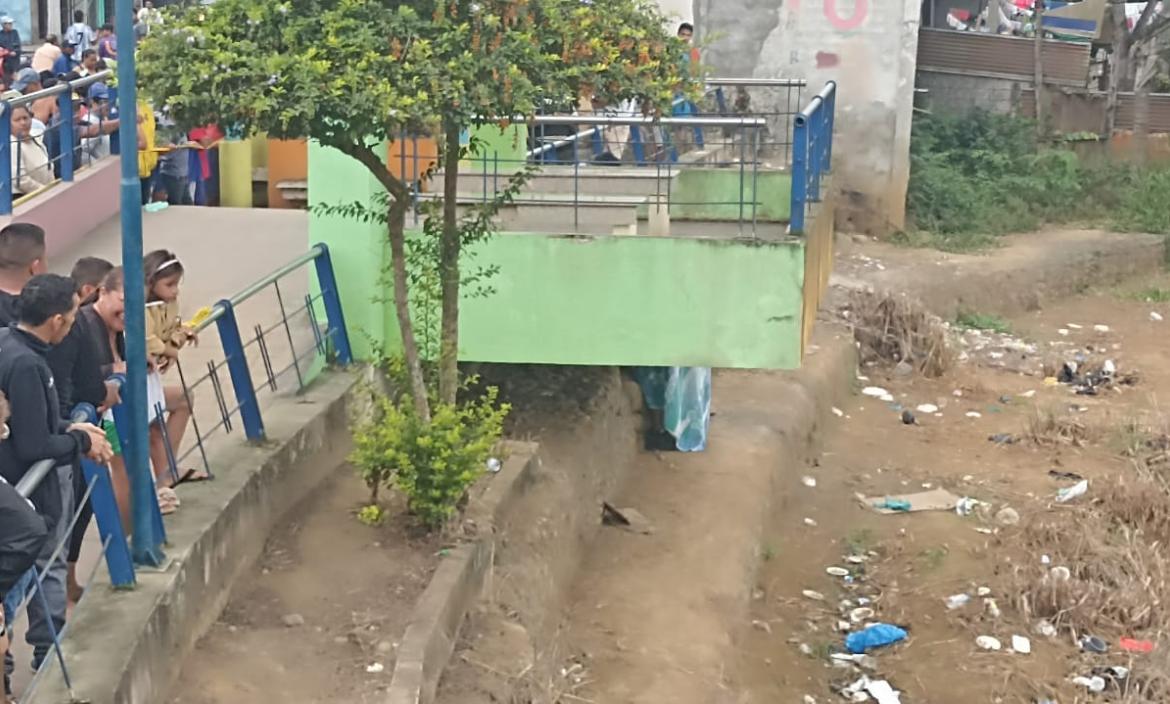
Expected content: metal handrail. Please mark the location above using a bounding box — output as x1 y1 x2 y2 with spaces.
13 405 92 498
531 114 767 128
706 78 807 88
194 244 326 333
527 126 602 160
3 69 113 111
13 459 55 499
796 81 838 123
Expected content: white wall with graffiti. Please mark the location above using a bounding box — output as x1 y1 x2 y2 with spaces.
697 0 921 233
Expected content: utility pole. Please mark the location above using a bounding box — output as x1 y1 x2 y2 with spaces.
1033 0 1045 131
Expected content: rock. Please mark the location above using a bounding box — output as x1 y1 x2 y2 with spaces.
893 361 913 377
281 613 305 628
1151 311 1164 322
995 507 1020 526
752 619 773 634
901 410 916 425
376 640 397 654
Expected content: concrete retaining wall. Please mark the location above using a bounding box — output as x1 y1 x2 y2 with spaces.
26 370 364 704
0 159 120 260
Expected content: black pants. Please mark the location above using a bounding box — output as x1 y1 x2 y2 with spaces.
67 465 91 565
160 174 190 205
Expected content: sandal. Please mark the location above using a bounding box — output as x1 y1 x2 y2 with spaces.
173 468 211 486
157 487 180 512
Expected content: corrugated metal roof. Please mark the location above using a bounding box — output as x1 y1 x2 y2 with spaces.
917 28 1091 86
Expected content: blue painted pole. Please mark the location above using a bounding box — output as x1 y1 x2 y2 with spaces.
824 82 836 171
57 91 74 182
115 0 166 567
312 244 353 365
108 85 121 155
215 300 266 441
790 115 809 236
0 105 11 215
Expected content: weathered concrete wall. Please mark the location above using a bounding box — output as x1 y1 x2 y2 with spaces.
696 0 921 234
917 71 1021 117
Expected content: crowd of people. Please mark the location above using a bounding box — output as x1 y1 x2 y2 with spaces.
0 223 204 702
1 5 223 206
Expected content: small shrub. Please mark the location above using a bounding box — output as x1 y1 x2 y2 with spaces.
955 312 1011 334
357 504 387 526
349 386 509 530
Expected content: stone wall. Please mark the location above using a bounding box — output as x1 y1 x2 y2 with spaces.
916 71 1022 116
696 0 921 234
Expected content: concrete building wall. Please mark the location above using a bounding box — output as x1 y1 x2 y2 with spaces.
695 0 921 234
916 71 1021 117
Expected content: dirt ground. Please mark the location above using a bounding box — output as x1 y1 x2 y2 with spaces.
736 272 1170 702
169 467 442 704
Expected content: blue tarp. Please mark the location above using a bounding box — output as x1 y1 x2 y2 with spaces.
635 367 711 452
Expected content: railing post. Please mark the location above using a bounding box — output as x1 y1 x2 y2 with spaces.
108 85 120 155
790 115 809 235
215 300 266 440
312 243 354 365
81 459 136 588
591 128 604 159
110 392 169 551
58 90 75 182
630 125 645 165
809 116 821 203
0 102 11 215
824 82 836 171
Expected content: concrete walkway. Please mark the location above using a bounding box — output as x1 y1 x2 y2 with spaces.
10 206 313 699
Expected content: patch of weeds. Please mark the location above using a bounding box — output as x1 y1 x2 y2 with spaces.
761 543 776 562
845 528 875 556
356 504 386 526
918 545 949 571
955 312 1011 334
1126 286 1170 303
808 641 835 660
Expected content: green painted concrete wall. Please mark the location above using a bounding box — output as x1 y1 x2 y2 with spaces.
309 141 808 369
461 124 527 172
652 168 792 222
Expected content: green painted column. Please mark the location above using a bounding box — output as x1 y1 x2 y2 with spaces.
308 140 391 360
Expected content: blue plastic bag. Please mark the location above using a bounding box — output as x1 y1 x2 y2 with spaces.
845 623 908 653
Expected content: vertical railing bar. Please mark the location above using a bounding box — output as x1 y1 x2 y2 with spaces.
174 357 212 477
254 323 279 391
305 293 325 356
273 279 304 388
207 360 233 434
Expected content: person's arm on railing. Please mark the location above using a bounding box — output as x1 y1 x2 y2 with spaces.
5 358 94 466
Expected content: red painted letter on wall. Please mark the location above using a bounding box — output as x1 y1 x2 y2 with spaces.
823 0 868 30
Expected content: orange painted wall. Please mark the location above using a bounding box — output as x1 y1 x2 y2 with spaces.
388 136 438 191
266 138 309 209
267 136 438 208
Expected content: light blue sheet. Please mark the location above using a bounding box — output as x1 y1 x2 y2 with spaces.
635 367 711 452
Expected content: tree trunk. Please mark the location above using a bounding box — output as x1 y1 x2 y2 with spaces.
345 143 433 422
1105 4 1130 134
1033 0 1045 131
437 123 462 406
387 196 433 421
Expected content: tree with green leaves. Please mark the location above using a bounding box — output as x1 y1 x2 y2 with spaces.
139 0 693 420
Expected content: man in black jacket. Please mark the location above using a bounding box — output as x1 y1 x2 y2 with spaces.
0 275 109 673
0 387 49 701
0 223 48 324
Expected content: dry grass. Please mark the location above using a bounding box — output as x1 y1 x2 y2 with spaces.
1006 419 1170 700
1025 407 1099 448
844 289 955 378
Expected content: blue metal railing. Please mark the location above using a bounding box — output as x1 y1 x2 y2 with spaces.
789 80 836 236
6 244 352 702
0 70 118 215
527 78 806 168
